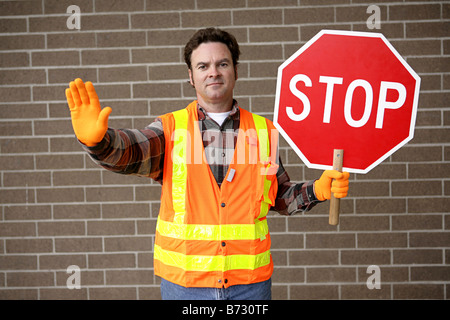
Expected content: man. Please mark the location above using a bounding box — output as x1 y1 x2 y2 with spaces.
65 27 349 300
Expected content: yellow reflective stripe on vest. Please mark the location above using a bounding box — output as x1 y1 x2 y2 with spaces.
171 109 189 224
157 216 269 241
251 114 270 162
154 244 271 272
251 114 273 220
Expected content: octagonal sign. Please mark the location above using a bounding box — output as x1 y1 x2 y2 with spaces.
274 30 421 174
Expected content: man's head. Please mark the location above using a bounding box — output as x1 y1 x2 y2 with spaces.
184 28 240 73
184 28 241 111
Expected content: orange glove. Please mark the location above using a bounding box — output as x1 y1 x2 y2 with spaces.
314 170 350 201
65 78 112 147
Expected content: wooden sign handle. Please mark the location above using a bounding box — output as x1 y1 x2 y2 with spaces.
329 149 344 226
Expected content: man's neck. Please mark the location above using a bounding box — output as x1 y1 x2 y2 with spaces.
197 97 234 113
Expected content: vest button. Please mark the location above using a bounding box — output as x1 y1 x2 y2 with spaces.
224 279 228 284
221 241 226 247
221 202 226 207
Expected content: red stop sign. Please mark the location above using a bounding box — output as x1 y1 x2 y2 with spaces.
274 30 421 174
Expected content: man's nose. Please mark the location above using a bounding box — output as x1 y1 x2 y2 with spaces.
208 65 221 77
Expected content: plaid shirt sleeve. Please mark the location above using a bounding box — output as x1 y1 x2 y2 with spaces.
273 159 323 216
81 120 165 183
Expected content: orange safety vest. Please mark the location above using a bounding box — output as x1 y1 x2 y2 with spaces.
154 101 279 288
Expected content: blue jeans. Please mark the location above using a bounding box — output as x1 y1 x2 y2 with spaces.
160 278 272 300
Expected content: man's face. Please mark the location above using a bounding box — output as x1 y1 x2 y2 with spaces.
188 42 237 109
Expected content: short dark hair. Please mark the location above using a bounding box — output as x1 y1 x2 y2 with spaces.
184 27 240 70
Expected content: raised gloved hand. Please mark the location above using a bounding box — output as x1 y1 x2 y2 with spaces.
314 170 350 201
65 78 112 146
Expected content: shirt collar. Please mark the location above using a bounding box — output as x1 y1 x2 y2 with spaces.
197 100 240 121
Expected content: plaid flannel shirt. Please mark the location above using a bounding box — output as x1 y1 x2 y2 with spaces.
83 102 320 215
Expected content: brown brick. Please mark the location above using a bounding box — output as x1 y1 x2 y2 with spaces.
40 288 88 300
0 222 36 237
81 49 130 65
0 35 44 50
106 269 153 285
47 32 96 49
148 65 187 81
394 284 444 299
37 187 84 203
406 21 450 38
89 287 137 300
147 29 195 46
87 220 135 236
38 221 85 236
0 289 37 300
53 204 100 220
392 214 442 231
55 238 103 253
0 52 29 68
307 267 356 283
341 284 391 299
290 284 339 299
341 249 391 265
132 12 180 29
0 18 27 33
357 232 407 248
4 205 51 221
29 16 68 32
234 9 282 25
289 250 338 266
408 197 450 214
393 249 443 265
32 51 79 67
99 66 148 83
88 253 136 269
133 83 182 99
82 14 129 31
44 0 94 14
0 1 42 16
356 198 406 214
0 87 31 102
389 4 441 21
6 239 53 254
410 232 450 248
145 0 195 11
392 180 442 197
132 47 180 64
104 236 152 252
340 215 390 231
97 31 146 48
102 203 150 219
306 233 355 249
391 146 442 162
85 187 133 202
270 233 303 249
249 27 299 43
96 0 144 11
48 67 97 84
408 163 450 179
39 254 87 270
286 7 335 24
272 266 304 283
0 255 37 270
7 272 54 287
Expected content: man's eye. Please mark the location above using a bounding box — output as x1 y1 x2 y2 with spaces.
220 63 228 67
198 65 206 70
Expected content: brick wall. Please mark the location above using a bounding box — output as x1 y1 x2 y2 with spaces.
0 0 449 300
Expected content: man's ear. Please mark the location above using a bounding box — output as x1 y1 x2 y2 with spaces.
234 65 238 81
188 68 195 87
